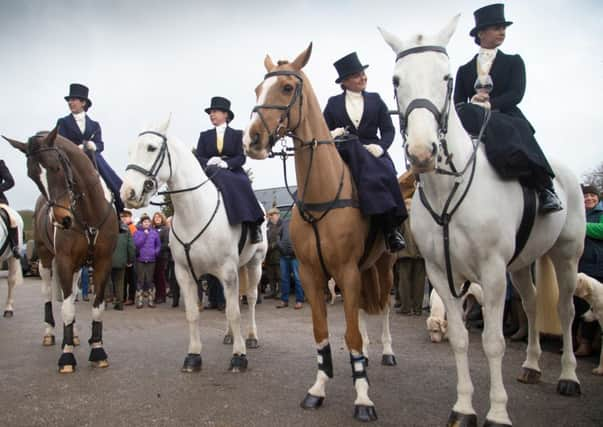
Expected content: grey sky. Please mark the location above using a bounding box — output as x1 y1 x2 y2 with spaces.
1 0 602 213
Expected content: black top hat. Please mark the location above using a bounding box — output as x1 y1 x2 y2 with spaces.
205 96 234 122
64 83 92 109
333 52 369 84
470 3 513 37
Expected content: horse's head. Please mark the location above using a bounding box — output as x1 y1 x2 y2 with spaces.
243 43 313 159
121 117 172 208
4 129 78 229
380 15 460 174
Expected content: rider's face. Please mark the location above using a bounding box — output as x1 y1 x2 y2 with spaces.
67 98 87 114
342 71 367 93
209 110 228 127
478 25 506 49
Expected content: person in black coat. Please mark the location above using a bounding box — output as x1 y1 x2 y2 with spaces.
195 96 264 243
323 52 407 252
56 83 124 213
0 160 20 258
453 3 562 214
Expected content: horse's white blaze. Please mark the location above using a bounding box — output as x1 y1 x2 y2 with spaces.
243 76 277 149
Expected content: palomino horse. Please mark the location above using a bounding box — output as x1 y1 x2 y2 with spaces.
380 16 584 426
120 119 267 372
0 206 24 317
244 44 396 422
6 130 117 373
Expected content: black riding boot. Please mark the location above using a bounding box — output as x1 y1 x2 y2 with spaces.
537 179 563 214
381 214 406 253
249 222 263 244
8 226 20 259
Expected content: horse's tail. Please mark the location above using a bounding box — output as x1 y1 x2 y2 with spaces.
359 263 391 315
535 255 562 335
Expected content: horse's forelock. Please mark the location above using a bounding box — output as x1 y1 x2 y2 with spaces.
276 60 289 66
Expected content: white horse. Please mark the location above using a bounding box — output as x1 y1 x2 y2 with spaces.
121 118 267 372
380 16 585 426
0 206 24 317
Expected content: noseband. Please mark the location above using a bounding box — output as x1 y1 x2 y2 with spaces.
252 70 304 149
125 131 172 195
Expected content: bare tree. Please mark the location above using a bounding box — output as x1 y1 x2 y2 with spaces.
581 162 603 191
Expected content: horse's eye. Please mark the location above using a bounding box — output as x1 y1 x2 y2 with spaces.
147 145 157 152
392 76 400 87
283 84 294 93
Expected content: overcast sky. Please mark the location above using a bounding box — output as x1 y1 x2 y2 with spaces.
1 0 601 214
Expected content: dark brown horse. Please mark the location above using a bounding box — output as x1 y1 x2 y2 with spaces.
5 129 117 373
243 44 396 422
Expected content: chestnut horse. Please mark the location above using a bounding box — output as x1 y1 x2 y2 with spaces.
5 130 117 373
244 44 396 422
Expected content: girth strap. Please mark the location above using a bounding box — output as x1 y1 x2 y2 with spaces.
508 186 537 266
302 198 358 211
311 222 332 282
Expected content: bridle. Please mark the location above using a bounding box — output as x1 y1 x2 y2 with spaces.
125 131 215 200
251 70 304 149
392 45 490 298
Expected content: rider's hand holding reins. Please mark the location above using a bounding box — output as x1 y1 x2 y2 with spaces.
364 144 384 158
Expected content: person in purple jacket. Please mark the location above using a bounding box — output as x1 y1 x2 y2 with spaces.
133 213 161 308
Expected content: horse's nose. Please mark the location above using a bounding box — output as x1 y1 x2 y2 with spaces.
62 216 72 229
128 188 136 201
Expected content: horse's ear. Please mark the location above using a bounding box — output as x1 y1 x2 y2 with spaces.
44 127 59 147
2 135 28 154
160 114 172 134
436 14 461 46
291 43 312 71
264 54 275 72
378 27 405 55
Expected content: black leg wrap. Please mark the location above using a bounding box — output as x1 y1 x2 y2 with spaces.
354 405 378 422
89 347 108 362
300 393 324 410
350 353 369 385
317 344 334 378
62 322 75 348
229 354 248 372
44 301 55 327
88 320 103 345
58 351 77 368
181 353 202 372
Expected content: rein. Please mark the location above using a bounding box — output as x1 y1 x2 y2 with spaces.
27 143 115 281
253 69 355 279
393 45 490 298
126 130 220 286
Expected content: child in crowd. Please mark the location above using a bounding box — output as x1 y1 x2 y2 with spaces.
133 214 161 308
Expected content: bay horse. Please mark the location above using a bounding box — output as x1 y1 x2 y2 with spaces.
244 44 396 422
120 118 267 372
379 16 584 426
0 206 24 317
5 129 117 373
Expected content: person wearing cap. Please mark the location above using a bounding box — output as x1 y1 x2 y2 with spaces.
573 184 603 357
323 52 407 253
264 207 283 299
0 159 20 258
195 96 264 243
453 3 562 214
56 83 124 213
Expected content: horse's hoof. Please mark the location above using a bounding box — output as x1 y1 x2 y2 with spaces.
557 379 581 396
58 364 75 374
229 354 248 373
246 337 259 349
42 335 55 346
353 405 378 422
73 336 80 347
381 354 397 366
223 334 233 345
447 410 478 427
517 367 541 384
91 359 109 368
300 393 324 409
3 310 13 318
483 419 512 427
181 353 202 373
